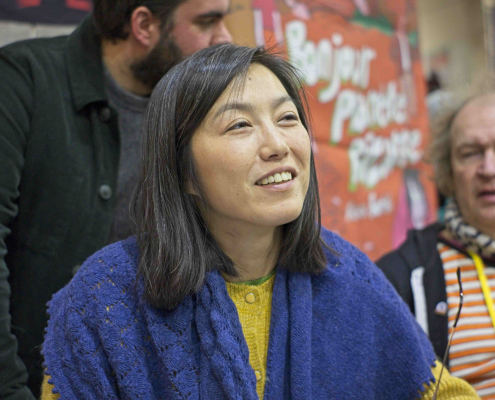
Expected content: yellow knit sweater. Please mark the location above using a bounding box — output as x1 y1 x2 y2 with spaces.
224 273 479 400
42 272 480 399
225 273 276 399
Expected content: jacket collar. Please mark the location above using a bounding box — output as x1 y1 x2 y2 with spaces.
65 15 107 111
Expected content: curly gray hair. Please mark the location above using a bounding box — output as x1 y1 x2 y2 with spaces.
428 76 495 197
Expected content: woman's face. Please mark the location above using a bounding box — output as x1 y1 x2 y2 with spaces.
190 63 311 232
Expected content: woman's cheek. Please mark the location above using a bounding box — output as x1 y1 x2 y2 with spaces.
293 131 311 163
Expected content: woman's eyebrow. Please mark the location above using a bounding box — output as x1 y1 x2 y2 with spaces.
214 96 295 119
272 95 295 110
213 102 255 119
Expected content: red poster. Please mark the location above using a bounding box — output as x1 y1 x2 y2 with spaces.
0 0 91 24
226 0 437 260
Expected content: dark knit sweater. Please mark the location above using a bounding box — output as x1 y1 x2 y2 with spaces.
42 228 436 399
103 67 148 244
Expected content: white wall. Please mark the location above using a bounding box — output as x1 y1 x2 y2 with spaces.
416 0 485 88
0 20 75 48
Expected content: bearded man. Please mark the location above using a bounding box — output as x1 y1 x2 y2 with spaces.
0 1 232 398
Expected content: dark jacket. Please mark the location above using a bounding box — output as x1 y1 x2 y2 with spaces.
375 223 449 365
0 16 120 399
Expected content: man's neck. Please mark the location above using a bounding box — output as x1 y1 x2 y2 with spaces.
478 225 495 242
212 223 283 283
101 38 152 96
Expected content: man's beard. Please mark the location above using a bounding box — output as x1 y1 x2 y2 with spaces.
130 34 184 90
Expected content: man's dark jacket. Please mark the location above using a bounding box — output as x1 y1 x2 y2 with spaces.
376 223 450 365
0 16 120 399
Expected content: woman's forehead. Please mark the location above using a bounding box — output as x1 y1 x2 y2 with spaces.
208 64 290 117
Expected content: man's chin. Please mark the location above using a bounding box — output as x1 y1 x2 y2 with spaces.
471 208 495 235
130 36 184 90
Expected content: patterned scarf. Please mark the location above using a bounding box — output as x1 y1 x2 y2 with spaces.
444 200 495 259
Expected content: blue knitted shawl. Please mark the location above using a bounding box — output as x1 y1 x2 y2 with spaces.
43 228 436 399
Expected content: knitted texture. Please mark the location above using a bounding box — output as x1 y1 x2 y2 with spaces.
42 228 437 399
41 376 60 399
40 363 481 400
225 274 275 398
422 361 480 399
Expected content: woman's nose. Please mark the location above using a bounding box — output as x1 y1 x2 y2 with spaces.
259 124 290 161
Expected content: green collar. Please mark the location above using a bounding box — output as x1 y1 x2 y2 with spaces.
232 269 276 286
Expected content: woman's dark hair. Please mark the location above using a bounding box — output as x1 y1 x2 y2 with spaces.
92 0 185 40
131 44 329 309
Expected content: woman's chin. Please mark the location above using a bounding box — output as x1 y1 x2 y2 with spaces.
258 209 303 228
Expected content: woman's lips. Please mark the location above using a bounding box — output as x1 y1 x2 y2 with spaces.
256 178 295 192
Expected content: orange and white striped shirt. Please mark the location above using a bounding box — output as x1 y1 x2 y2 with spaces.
439 242 495 399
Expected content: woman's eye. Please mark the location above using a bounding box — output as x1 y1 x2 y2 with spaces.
279 113 299 123
228 121 250 131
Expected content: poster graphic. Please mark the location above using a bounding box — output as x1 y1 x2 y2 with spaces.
227 0 437 260
0 0 91 24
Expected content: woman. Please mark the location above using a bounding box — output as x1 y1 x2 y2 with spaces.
41 44 477 399
377 84 495 399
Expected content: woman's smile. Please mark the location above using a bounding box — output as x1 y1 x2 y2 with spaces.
255 167 297 186
255 168 297 192
191 63 311 230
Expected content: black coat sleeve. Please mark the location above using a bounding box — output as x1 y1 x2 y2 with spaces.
0 48 36 400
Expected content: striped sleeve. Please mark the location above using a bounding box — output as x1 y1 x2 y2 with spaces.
439 243 495 399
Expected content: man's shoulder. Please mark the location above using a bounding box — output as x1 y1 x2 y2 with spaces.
376 222 443 269
0 35 69 62
0 36 71 85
